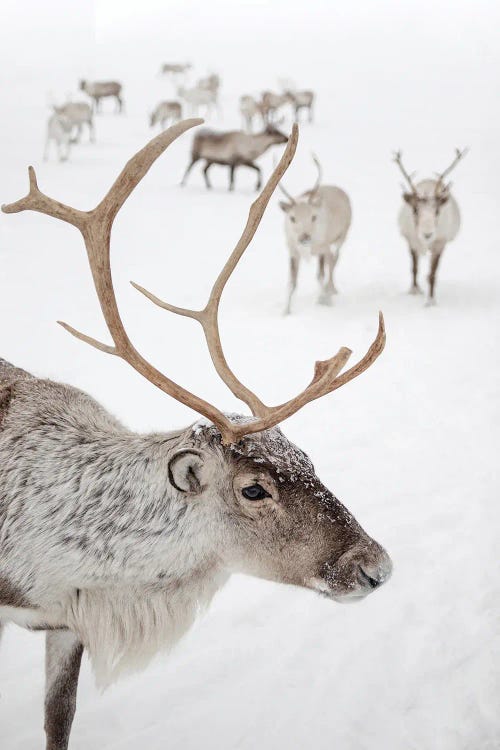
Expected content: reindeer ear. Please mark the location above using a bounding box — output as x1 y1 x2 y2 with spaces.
168 450 205 494
279 201 292 213
403 192 416 206
309 193 322 207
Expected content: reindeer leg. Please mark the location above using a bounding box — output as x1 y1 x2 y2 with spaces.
89 119 95 143
229 164 236 191
203 161 213 189
243 161 262 191
409 247 422 294
426 243 445 306
285 255 299 315
318 248 338 305
44 630 83 750
317 255 325 282
180 157 200 186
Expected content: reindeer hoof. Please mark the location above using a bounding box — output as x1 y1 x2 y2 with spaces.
409 285 423 295
425 298 437 307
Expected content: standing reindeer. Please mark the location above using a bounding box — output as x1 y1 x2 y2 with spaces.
177 85 218 118
239 95 263 132
394 149 467 305
160 62 192 82
150 100 182 130
278 155 352 313
1 119 391 750
260 90 290 123
181 124 288 190
284 89 315 123
79 80 124 114
53 102 95 143
43 111 73 162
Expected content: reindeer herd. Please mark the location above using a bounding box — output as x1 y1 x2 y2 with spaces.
41 61 468 310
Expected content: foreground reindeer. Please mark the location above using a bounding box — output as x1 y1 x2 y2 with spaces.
181 124 288 190
150 100 182 130
285 89 315 123
79 79 124 114
279 155 352 313
394 149 466 305
43 111 73 162
54 102 95 143
1 120 390 750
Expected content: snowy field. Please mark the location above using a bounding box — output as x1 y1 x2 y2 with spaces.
1 1 499 748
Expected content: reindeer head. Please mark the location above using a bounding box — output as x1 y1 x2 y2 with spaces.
2 120 391 604
264 124 289 144
279 154 323 253
394 149 467 247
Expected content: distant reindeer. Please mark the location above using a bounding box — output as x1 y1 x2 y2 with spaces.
53 102 95 143
394 148 467 305
197 73 220 93
79 80 124 114
278 155 352 313
160 62 192 82
284 89 315 123
260 90 290 123
150 100 182 130
181 124 288 190
177 85 218 118
239 95 263 132
43 112 73 162
1 119 390 750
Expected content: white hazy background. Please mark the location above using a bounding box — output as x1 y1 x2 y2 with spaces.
0 1 499 749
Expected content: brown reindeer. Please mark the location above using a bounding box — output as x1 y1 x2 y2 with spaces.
181 124 288 190
79 80 124 114
1 120 390 750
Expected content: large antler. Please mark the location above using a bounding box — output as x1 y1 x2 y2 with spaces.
308 153 322 201
2 120 385 445
393 150 418 195
434 147 469 195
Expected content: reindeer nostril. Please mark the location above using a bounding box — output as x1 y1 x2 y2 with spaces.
358 565 381 589
423 232 433 240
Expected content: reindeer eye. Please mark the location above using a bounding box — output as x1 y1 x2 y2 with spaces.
290 216 296 223
311 215 317 222
241 484 270 500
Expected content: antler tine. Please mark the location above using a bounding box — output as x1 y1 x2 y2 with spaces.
435 147 469 194
393 150 418 195
309 152 322 197
134 124 299 417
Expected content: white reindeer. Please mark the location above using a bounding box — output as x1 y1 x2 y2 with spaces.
1 120 390 750
150 100 182 130
278 155 352 313
43 112 73 162
239 95 262 132
394 149 467 305
53 101 95 143
177 85 217 117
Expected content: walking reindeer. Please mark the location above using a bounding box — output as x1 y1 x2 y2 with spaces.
181 124 288 190
279 155 352 313
1 120 391 750
284 89 315 123
178 85 218 118
394 148 467 305
79 80 124 114
239 95 263 132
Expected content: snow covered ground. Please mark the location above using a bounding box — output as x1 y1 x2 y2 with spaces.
0 1 499 748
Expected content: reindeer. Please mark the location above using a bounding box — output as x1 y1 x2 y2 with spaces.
181 124 288 190
177 85 217 118
284 89 315 123
278 155 352 313
79 80 124 114
160 62 192 82
239 95 263 132
260 90 291 123
394 149 467 305
43 111 73 162
150 100 182 130
1 120 391 750
53 102 95 143
197 73 220 93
